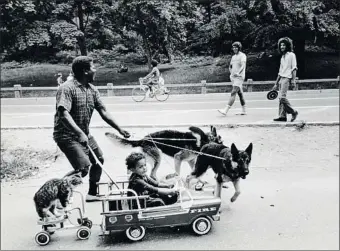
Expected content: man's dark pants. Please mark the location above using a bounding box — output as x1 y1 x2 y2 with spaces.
57 135 103 196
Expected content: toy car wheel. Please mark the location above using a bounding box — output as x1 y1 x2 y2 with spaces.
126 226 146 241
192 217 212 235
76 227 91 240
35 231 51 246
83 219 93 229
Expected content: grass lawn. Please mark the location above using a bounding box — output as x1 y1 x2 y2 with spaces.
1 53 339 88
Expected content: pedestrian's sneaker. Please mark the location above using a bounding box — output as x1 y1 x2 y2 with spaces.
240 106 247 115
273 117 287 122
85 194 101 202
291 111 298 122
217 109 227 116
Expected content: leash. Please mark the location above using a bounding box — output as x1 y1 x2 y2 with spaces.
143 138 228 161
144 137 196 141
86 144 121 191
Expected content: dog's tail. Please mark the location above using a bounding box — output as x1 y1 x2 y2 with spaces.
105 132 142 147
189 126 209 147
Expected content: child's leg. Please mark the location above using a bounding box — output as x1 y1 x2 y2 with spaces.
146 197 165 207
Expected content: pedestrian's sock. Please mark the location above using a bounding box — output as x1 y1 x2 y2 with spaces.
224 105 231 114
241 105 247 114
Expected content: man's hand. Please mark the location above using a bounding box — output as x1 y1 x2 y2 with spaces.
119 129 131 138
272 84 278 91
78 132 88 146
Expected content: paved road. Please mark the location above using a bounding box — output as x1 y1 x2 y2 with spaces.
1 126 339 250
1 90 339 128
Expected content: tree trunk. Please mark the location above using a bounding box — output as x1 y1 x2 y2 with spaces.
294 39 305 79
163 30 174 63
143 36 152 70
77 2 87 56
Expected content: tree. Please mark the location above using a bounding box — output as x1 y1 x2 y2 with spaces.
238 0 340 78
116 0 197 69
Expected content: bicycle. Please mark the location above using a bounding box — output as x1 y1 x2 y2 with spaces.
132 77 170 102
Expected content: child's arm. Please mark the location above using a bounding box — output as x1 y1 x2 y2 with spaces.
134 177 177 196
144 67 156 79
147 176 173 189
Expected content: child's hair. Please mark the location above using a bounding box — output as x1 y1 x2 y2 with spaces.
125 152 146 170
151 59 158 67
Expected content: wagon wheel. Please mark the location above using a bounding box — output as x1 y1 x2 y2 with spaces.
76 227 91 240
35 231 51 246
191 216 212 235
82 219 93 229
125 226 146 241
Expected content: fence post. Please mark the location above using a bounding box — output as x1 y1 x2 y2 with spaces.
107 83 114 96
14 84 22 98
337 76 340 89
201 80 207 94
247 79 253 92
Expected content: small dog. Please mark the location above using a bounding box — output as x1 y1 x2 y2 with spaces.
186 142 253 202
105 126 223 179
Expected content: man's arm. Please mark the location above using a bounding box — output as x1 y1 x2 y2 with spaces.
291 53 297 82
272 75 281 90
97 106 130 137
237 60 246 76
59 109 88 144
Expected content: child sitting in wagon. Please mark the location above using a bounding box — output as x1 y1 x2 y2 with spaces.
126 152 179 208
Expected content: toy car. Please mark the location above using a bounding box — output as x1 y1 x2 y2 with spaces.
35 191 93 246
96 177 221 242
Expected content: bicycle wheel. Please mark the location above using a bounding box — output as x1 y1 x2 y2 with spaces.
132 86 147 102
155 88 170 102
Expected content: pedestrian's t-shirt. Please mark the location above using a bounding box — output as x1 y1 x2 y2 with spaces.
230 52 247 80
278 52 297 78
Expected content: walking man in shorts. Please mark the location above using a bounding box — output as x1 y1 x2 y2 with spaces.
218 41 247 116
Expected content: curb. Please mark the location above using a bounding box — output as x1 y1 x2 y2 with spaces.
1 121 339 130
1 89 338 101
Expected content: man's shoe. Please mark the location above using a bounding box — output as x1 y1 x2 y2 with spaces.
85 194 101 202
240 106 247 115
218 109 227 116
273 117 287 122
291 111 298 122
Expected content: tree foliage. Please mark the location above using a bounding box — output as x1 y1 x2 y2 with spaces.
0 0 338 67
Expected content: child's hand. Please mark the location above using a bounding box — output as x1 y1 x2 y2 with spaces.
168 188 179 196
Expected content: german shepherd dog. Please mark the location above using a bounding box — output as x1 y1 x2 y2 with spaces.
186 142 253 202
105 126 223 179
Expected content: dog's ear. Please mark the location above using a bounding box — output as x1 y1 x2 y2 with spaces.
231 143 239 157
245 143 253 156
210 125 217 136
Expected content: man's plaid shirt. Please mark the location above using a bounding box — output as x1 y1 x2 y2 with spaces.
53 79 106 142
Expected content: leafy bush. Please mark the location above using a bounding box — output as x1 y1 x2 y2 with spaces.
124 52 147 65
55 50 76 64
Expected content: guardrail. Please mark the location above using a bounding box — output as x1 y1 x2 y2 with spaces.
1 77 339 98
